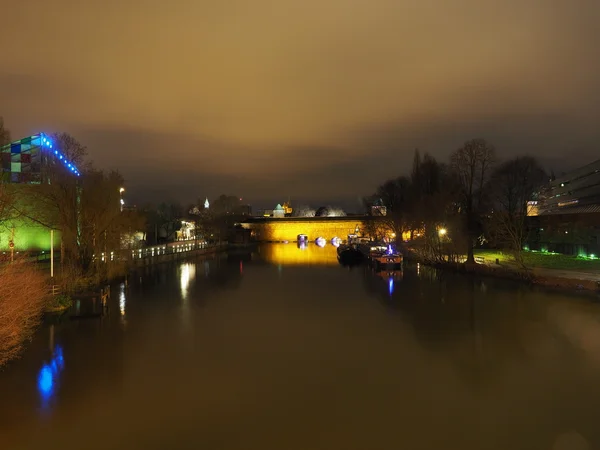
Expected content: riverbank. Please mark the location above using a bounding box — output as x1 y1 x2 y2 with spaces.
48 242 237 303
403 249 600 293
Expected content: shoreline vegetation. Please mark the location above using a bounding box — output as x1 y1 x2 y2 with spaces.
0 243 229 367
403 246 600 293
361 139 599 292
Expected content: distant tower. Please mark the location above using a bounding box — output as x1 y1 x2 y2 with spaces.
204 197 210 209
273 204 285 218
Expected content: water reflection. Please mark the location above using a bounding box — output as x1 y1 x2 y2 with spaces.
5 248 600 449
37 344 64 410
260 242 338 265
179 263 196 300
119 283 126 316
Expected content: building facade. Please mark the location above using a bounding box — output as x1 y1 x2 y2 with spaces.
0 134 80 252
527 159 600 256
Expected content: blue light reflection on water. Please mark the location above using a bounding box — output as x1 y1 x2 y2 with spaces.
38 366 53 398
37 345 65 406
388 278 394 296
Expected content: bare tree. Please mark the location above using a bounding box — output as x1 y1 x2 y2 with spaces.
0 260 48 366
487 156 547 267
50 132 90 169
0 180 16 226
373 176 412 240
450 138 495 263
293 205 315 217
0 116 10 146
79 170 126 273
0 117 18 232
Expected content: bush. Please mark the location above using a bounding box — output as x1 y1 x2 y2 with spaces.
0 261 48 367
46 293 73 312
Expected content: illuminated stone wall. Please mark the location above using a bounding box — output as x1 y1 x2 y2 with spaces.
241 217 367 242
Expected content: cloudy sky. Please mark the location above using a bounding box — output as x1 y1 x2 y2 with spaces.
1 0 599 210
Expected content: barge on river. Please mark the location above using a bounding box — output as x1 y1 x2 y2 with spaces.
337 236 403 270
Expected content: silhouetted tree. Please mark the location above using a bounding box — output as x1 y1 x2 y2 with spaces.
0 117 16 227
486 156 547 267
450 138 496 263
50 132 90 169
410 151 463 261
374 176 412 238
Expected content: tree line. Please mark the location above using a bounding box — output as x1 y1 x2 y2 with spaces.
363 138 548 267
0 118 145 288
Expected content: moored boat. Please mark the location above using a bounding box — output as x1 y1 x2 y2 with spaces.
337 243 364 265
371 244 403 270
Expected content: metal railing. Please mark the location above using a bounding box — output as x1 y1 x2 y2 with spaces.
2 239 225 266
97 239 224 263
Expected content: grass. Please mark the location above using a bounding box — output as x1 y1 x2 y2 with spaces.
474 249 600 272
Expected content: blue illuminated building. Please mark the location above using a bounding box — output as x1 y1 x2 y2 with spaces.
0 133 80 184
0 134 81 251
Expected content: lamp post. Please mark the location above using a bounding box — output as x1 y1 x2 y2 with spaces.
9 227 14 263
50 229 54 278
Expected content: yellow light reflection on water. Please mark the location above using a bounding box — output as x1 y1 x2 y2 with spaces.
119 283 126 316
260 243 339 266
180 263 196 300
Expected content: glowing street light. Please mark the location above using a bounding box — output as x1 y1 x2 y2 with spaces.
119 187 125 211
438 228 447 236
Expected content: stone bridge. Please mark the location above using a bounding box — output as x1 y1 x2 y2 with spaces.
239 216 371 242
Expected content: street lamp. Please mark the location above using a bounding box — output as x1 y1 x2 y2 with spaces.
119 187 125 212
438 228 447 236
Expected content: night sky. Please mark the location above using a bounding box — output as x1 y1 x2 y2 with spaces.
1 0 599 211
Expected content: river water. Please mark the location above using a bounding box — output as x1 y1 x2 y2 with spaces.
1 244 600 449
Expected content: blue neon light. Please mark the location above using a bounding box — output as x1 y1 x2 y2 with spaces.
38 133 80 176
